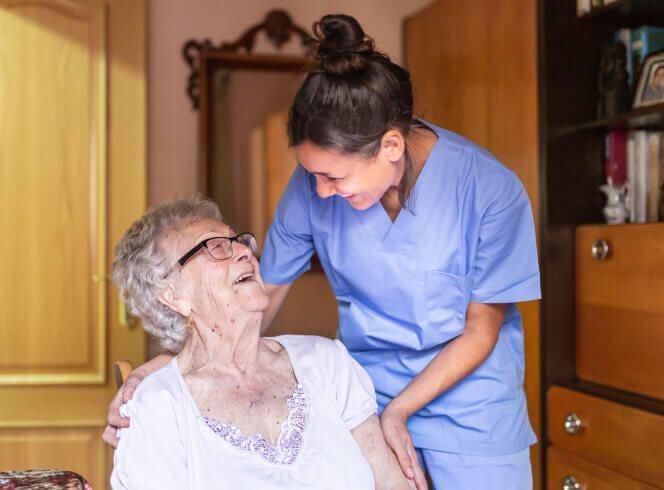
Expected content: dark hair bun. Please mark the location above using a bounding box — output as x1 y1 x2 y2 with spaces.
313 14 375 76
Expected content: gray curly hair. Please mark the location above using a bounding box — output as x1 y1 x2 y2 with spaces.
112 194 222 352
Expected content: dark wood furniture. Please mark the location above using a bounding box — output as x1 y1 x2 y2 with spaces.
541 1 664 488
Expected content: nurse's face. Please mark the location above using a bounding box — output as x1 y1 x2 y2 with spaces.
295 131 405 210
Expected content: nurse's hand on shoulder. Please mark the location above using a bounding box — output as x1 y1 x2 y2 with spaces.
380 405 428 490
101 369 145 448
102 353 174 448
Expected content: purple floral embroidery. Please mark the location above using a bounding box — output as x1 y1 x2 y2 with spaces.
202 385 309 465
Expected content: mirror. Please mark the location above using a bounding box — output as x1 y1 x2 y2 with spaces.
183 10 311 250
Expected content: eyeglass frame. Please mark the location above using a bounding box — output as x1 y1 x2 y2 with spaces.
163 232 257 277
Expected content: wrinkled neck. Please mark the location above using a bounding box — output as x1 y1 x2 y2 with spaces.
177 311 264 376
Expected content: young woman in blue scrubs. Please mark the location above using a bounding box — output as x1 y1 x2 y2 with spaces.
259 14 541 490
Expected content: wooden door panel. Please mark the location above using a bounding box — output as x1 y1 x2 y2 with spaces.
0 1 146 488
0 0 106 384
0 427 105 486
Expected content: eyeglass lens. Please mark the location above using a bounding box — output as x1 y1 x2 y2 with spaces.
206 234 257 260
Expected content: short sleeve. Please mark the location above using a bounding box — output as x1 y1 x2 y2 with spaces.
327 340 378 430
260 165 315 285
111 388 187 490
470 172 541 304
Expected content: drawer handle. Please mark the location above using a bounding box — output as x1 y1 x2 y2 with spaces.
562 475 581 490
591 239 610 260
564 412 583 435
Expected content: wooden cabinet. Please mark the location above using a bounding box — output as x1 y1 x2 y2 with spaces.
541 1 664 489
548 387 664 487
547 446 658 490
576 224 664 400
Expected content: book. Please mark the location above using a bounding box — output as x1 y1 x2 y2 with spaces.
635 131 648 223
615 28 634 86
605 130 628 186
627 130 648 223
627 132 637 222
614 26 664 88
647 132 663 222
631 26 664 87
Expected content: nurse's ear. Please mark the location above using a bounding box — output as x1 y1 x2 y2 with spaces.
380 129 406 164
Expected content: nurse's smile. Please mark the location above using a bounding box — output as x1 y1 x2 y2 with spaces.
294 139 404 211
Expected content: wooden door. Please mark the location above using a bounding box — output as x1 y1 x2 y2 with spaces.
0 1 146 488
404 1 541 487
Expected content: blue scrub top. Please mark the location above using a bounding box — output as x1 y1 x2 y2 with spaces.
260 122 541 456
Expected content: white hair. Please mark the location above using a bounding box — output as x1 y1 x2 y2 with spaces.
112 194 222 352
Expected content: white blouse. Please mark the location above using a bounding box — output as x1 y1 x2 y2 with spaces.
111 335 377 489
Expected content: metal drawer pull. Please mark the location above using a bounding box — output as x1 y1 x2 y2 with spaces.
564 412 583 435
591 239 610 260
562 475 581 490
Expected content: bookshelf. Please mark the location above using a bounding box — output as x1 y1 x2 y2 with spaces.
552 101 664 137
541 1 664 488
579 0 664 27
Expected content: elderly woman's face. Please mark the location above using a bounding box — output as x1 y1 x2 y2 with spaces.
163 218 269 321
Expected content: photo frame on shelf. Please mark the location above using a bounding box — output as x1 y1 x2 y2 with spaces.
633 51 664 107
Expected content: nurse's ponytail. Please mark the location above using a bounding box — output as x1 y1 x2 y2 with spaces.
288 14 421 208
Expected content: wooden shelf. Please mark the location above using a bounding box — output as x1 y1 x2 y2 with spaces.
551 102 664 138
578 0 664 27
557 380 664 416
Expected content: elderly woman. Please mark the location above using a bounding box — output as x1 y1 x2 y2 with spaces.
109 195 413 490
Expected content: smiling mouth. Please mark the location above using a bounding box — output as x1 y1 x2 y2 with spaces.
232 272 255 285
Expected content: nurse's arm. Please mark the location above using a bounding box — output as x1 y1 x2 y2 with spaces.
381 303 507 479
384 302 508 418
352 415 418 490
261 281 293 333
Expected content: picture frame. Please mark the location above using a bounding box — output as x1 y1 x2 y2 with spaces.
633 51 664 108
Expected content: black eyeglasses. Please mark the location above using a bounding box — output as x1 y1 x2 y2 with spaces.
165 233 258 277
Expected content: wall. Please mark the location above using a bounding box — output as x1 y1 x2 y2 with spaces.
148 0 433 204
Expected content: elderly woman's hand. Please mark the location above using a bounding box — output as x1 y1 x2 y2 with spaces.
380 404 428 490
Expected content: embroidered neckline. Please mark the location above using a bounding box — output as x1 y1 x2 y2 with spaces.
202 384 309 465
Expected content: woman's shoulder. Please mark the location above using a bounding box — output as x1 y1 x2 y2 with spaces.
271 335 348 372
131 358 184 406
426 122 525 208
272 334 339 356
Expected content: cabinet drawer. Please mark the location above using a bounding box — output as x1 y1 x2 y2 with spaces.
548 386 664 487
576 224 664 400
548 446 658 490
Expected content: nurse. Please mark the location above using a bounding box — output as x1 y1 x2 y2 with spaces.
259 14 540 490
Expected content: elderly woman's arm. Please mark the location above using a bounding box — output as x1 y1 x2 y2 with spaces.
352 415 420 490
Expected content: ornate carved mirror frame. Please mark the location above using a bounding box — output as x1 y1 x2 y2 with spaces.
182 10 312 193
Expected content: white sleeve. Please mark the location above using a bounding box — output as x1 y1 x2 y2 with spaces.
327 339 378 430
110 388 187 490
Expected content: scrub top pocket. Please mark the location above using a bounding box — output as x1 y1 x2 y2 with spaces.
424 271 472 346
